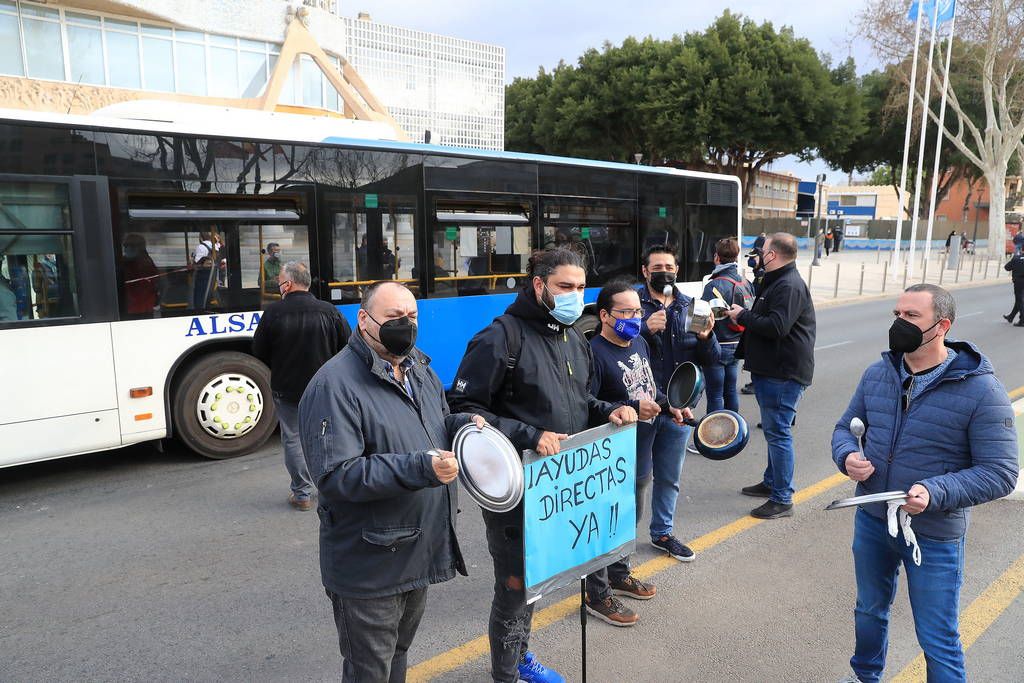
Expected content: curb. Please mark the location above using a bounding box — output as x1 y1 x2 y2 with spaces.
809 274 1009 309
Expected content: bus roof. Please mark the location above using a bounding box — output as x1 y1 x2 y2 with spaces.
0 105 740 187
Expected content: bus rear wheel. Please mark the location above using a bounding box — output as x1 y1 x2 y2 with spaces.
172 351 277 459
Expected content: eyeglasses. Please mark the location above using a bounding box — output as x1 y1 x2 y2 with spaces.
610 308 643 317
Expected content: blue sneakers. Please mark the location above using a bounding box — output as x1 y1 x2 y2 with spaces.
517 652 565 683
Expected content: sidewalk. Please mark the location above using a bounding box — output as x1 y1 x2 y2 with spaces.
737 247 1013 307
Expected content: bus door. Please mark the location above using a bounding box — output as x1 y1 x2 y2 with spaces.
0 176 120 466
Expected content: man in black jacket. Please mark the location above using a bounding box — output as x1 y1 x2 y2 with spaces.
449 248 637 683
727 232 816 519
299 280 483 682
252 261 350 511
1003 251 1024 326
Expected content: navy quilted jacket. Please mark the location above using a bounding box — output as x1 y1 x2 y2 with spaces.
831 340 1018 540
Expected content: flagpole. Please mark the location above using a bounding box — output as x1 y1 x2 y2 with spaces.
893 3 926 279
924 8 957 269
907 0 942 278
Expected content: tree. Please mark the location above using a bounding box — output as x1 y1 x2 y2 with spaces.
819 65 983 220
860 0 1024 256
503 12 865 208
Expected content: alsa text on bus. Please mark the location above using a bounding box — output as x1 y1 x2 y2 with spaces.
186 312 262 337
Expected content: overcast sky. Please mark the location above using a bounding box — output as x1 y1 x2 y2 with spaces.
342 2 880 183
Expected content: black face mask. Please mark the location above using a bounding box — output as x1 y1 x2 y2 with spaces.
888 317 941 354
649 271 676 291
367 313 418 357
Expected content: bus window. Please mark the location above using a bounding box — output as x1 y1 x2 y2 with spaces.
542 198 635 286
428 199 534 298
118 196 309 317
325 192 418 305
0 181 79 322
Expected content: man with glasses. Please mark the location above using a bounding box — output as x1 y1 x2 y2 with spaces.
253 261 351 511
831 284 1017 683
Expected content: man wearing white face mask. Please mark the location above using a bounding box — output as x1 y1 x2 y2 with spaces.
450 248 638 683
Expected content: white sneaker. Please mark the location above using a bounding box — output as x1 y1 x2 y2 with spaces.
836 673 862 683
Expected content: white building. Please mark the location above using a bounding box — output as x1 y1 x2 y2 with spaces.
0 0 505 149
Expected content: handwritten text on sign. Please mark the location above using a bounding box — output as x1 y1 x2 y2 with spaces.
523 423 636 602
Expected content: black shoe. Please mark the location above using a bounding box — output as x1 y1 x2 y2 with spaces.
750 501 793 519
740 383 755 395
1016 322 1024 327
1005 314 1016 323
741 482 772 497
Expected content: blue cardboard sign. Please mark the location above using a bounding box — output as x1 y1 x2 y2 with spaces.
523 423 637 603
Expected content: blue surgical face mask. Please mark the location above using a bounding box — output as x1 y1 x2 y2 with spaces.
613 316 642 341
544 285 584 325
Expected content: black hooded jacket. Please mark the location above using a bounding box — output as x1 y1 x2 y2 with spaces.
448 288 618 453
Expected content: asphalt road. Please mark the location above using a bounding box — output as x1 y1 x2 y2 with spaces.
2 282 1023 682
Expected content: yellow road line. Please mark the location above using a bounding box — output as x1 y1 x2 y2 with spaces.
407 472 849 682
891 553 1024 683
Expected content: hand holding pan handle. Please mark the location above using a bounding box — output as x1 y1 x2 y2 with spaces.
658 362 749 460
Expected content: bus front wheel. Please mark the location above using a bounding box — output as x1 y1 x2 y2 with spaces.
171 351 277 459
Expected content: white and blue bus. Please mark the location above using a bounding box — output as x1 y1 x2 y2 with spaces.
0 106 741 466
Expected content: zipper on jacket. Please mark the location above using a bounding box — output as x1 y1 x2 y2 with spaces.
320 418 328 437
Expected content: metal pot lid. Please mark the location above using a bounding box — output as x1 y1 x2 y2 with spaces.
453 423 524 513
825 490 908 511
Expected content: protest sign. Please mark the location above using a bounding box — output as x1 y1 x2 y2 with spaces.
523 422 637 603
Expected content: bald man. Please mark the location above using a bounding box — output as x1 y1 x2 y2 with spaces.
727 232 816 519
299 280 484 682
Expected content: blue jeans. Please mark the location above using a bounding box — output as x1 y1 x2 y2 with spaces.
704 343 740 413
273 396 314 500
851 509 966 683
751 374 804 505
649 413 692 539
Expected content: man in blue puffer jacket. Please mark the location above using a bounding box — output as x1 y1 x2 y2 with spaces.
831 283 1018 683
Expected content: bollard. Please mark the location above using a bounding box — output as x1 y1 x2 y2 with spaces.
902 263 908 290
969 254 976 281
834 263 841 298
939 259 944 284
955 254 962 282
921 258 928 284
876 246 882 264
807 263 814 292
858 263 865 295
882 260 888 293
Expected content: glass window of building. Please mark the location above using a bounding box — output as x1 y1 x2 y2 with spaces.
210 44 239 97
142 36 174 92
175 40 206 96
0 5 23 77
66 23 104 85
106 28 141 89
23 10 64 80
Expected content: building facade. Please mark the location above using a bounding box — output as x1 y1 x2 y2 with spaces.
0 0 504 149
744 169 799 219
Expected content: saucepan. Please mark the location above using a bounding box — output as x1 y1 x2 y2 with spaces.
657 362 750 461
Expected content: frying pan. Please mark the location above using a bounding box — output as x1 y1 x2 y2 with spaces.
657 362 750 461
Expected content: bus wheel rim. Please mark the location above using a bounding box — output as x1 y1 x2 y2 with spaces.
195 373 264 440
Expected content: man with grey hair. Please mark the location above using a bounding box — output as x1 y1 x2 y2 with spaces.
253 261 350 510
831 283 1018 683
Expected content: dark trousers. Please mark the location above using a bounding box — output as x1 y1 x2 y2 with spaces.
1009 278 1024 321
482 507 535 683
327 587 428 683
586 474 652 602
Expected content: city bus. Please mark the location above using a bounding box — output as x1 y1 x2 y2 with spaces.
0 107 741 467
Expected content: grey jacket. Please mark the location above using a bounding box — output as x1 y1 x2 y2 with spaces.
298 330 473 598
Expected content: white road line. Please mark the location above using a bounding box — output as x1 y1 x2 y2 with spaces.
814 341 852 351
960 311 984 318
